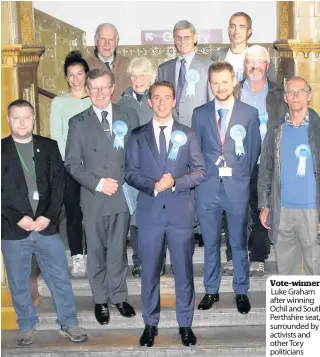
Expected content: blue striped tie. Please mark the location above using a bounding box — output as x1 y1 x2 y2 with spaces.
218 108 229 141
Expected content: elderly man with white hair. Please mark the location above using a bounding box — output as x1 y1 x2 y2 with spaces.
222 45 288 277
86 23 131 102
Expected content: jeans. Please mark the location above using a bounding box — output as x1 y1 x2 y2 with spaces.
2 231 78 332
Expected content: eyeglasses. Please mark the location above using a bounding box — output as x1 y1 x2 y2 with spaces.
89 86 112 94
131 74 148 81
174 35 193 42
285 89 310 96
246 60 268 65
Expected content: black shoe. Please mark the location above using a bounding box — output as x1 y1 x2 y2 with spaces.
160 261 166 276
197 234 204 247
235 294 251 314
139 325 158 347
113 301 136 317
132 264 142 278
179 327 197 346
94 303 110 325
197 293 219 310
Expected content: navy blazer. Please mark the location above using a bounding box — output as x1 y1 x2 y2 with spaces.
125 120 205 229
192 99 261 204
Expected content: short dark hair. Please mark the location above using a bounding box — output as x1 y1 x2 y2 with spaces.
208 61 234 79
86 68 115 87
148 81 176 99
8 99 34 116
64 51 89 76
229 12 252 29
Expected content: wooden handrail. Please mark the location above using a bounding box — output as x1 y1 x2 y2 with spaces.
38 87 56 99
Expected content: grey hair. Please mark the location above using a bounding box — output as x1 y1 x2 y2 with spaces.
86 68 115 87
245 45 270 63
127 57 157 85
173 20 197 36
284 76 312 92
94 23 119 45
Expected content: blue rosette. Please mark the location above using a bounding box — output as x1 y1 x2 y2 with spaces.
295 144 311 176
112 120 128 149
258 110 269 142
168 130 187 160
230 124 246 156
185 70 200 97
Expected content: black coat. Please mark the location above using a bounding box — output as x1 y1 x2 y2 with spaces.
1 135 65 240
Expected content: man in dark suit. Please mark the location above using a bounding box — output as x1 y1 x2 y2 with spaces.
192 62 261 314
86 23 131 103
2 99 87 346
125 81 205 347
65 68 139 326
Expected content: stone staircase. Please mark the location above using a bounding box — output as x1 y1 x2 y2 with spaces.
2 230 271 356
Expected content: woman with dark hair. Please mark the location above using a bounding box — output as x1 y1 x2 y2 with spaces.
50 51 91 277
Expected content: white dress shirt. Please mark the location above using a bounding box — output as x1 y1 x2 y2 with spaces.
152 117 175 196
94 103 113 192
175 51 196 88
152 117 174 152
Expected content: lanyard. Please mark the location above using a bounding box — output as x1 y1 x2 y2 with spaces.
16 145 36 180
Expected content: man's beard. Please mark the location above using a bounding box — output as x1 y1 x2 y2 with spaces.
248 69 264 81
215 90 233 102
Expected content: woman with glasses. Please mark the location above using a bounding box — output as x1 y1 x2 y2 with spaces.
50 51 91 277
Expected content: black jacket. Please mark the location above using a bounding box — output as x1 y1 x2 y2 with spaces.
1 135 65 240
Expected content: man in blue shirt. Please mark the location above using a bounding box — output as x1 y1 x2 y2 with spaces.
258 76 320 275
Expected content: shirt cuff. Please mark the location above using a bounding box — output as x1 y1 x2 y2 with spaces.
96 178 104 192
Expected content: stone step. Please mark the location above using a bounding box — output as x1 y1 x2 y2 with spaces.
65 246 276 266
1 326 266 357
38 261 277 297
35 292 266 330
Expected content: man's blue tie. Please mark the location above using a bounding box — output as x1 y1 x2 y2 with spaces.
218 108 229 141
159 126 167 169
176 58 186 112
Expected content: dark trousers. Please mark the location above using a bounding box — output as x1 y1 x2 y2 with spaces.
131 225 167 267
139 210 195 327
224 165 270 262
198 182 249 294
64 169 86 256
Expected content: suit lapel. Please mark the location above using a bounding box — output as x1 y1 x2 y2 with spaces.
169 59 177 89
7 136 30 202
86 106 113 149
225 100 239 139
208 100 221 144
145 121 161 168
